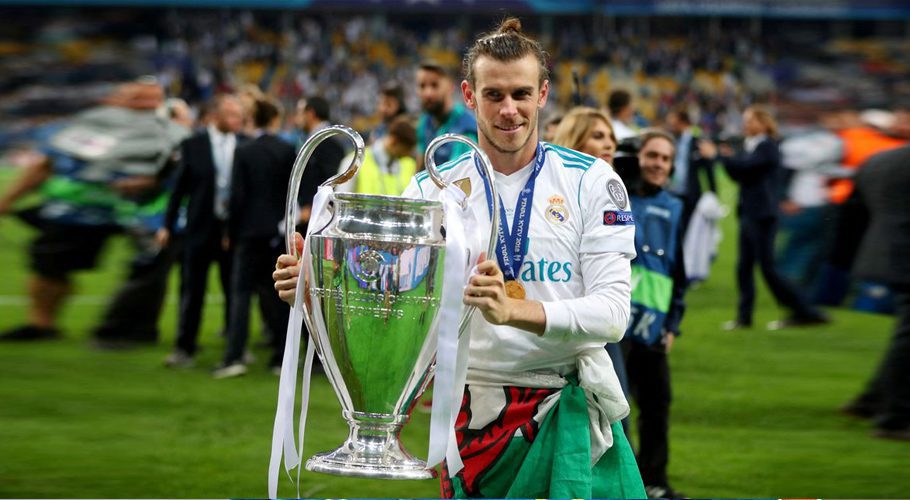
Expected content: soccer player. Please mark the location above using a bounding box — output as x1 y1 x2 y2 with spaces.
273 18 645 498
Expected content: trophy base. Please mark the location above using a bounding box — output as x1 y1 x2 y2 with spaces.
306 412 436 479
305 444 436 480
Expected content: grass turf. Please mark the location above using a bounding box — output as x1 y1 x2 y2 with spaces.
0 166 906 498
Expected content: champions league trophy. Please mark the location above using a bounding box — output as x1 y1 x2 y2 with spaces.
281 127 499 480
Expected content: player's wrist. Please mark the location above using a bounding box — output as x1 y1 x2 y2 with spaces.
503 298 547 336
502 297 518 325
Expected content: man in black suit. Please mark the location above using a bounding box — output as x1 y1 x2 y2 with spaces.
700 105 827 330
665 106 716 233
841 145 910 440
158 94 245 367
213 98 293 378
294 96 346 228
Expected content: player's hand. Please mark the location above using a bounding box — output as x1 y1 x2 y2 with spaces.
463 252 514 325
155 228 170 248
273 232 304 305
662 330 676 353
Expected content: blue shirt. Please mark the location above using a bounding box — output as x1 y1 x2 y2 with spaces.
417 103 477 167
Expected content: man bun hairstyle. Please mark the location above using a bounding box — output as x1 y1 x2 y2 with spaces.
463 17 549 86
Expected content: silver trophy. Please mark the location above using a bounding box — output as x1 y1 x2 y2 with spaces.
285 127 498 479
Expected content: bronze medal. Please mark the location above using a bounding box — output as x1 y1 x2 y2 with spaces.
504 280 526 300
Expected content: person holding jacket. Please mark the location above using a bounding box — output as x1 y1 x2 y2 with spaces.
699 106 828 330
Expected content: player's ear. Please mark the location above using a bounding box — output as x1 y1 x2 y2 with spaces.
462 80 477 110
538 80 549 109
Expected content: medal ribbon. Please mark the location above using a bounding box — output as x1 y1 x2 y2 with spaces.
475 143 545 281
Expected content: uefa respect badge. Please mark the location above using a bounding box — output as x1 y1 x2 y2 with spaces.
603 210 635 226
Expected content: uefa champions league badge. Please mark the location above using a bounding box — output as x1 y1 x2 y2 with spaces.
546 194 568 225
606 178 628 209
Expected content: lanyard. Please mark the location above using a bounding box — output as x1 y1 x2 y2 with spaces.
475 143 545 281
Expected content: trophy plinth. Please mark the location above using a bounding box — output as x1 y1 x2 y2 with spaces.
306 411 436 479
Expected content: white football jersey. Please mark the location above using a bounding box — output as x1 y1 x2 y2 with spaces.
403 142 636 373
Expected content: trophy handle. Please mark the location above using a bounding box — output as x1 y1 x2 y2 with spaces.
284 125 366 256
424 133 501 336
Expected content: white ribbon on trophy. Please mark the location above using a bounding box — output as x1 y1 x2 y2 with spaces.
268 185 334 498
425 184 470 475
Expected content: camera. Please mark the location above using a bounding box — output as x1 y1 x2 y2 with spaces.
612 136 642 193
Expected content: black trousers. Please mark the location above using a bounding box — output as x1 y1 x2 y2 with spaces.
736 216 816 323
175 225 232 356
94 230 180 343
853 291 910 430
622 338 671 487
222 236 289 367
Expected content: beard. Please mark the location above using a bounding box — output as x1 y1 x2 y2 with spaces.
422 99 445 118
477 113 537 155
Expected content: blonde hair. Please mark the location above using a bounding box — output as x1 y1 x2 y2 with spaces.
551 106 616 153
746 105 779 139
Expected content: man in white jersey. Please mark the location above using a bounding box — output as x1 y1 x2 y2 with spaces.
273 18 645 499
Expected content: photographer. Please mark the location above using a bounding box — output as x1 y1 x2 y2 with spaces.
665 106 717 233
699 105 828 330
615 130 688 499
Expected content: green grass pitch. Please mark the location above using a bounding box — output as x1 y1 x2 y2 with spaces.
0 167 906 498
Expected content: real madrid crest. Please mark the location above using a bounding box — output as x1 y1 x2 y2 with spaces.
546 194 569 225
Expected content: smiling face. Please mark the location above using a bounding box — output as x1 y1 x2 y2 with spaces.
580 117 617 163
462 54 549 165
638 136 674 188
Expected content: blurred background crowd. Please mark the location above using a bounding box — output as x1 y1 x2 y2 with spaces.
2 7 909 143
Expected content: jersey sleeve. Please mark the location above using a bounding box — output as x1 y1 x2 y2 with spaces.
579 160 636 258
402 174 425 199
541 250 631 343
